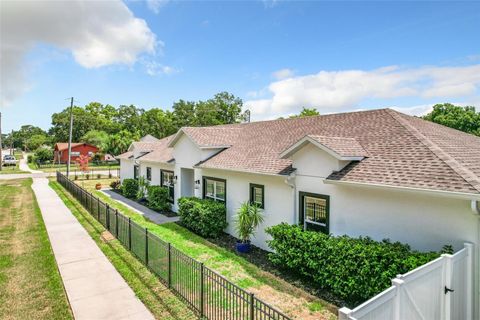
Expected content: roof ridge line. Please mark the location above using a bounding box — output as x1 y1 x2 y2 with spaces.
386 109 480 193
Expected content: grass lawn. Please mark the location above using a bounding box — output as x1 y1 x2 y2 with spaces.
71 178 337 320
0 179 72 319
49 180 196 320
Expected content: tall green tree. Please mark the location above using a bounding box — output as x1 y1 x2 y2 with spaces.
423 103 480 136
5 125 47 149
81 130 110 151
290 107 320 118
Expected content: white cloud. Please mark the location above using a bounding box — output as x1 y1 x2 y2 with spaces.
0 0 158 106
143 60 178 76
272 68 294 80
146 0 169 14
245 64 480 119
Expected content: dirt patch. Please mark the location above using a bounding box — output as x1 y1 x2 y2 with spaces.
101 231 116 242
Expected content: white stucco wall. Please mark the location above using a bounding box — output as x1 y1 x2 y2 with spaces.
120 159 134 182
199 168 294 251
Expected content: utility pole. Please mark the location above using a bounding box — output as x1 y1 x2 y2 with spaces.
0 112 2 171
66 97 74 177
10 129 13 155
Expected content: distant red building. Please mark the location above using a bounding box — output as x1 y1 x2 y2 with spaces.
54 143 99 163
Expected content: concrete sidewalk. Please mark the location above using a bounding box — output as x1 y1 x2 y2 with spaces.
31 177 154 320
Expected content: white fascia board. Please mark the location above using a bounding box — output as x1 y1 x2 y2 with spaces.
324 179 480 201
280 136 364 161
194 165 289 178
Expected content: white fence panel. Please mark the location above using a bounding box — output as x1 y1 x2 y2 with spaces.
339 243 473 320
450 243 473 320
398 257 445 320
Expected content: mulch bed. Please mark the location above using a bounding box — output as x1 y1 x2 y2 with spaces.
194 230 346 308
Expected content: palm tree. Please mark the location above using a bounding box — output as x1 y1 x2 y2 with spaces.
234 201 264 244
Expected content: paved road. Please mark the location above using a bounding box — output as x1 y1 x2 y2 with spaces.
31 177 154 320
102 189 180 225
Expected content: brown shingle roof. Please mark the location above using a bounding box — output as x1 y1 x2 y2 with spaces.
281 135 368 159
126 108 480 195
136 135 174 163
197 109 480 195
55 142 84 151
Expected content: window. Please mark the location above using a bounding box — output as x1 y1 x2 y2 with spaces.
203 177 226 203
161 170 175 203
70 151 80 156
88 151 93 156
250 184 264 209
299 192 329 233
134 165 139 180
146 167 152 181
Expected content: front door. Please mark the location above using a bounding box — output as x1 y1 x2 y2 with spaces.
299 192 329 233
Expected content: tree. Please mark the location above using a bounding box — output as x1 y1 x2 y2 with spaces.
26 134 48 150
423 103 480 136
104 130 139 155
290 107 320 118
34 146 53 162
141 109 176 138
172 100 197 128
50 106 97 142
81 130 109 151
5 125 47 149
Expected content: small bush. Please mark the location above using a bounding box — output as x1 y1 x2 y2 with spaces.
27 154 33 163
97 173 101 179
110 180 121 190
178 197 227 238
147 186 171 212
122 179 138 199
266 224 440 306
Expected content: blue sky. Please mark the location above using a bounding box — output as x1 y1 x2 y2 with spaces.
1 0 480 132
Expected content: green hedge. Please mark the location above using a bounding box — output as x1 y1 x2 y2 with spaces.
178 197 227 238
266 224 440 306
147 186 171 212
121 179 138 199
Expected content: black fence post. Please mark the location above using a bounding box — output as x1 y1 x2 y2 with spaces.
106 204 110 230
90 193 93 213
168 243 171 288
128 217 132 250
145 228 149 266
115 210 119 237
250 293 255 320
200 263 204 318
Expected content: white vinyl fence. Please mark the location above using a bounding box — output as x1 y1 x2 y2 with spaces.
339 243 474 320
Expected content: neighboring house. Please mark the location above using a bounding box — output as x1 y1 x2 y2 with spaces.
118 108 480 316
54 142 99 163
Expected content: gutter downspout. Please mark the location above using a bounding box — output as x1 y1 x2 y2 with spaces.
284 172 296 224
472 200 480 320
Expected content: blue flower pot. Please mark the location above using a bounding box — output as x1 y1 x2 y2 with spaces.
236 241 251 253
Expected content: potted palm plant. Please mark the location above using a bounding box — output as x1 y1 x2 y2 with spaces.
234 201 264 253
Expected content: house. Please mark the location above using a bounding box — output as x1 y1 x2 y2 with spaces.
118 108 480 316
54 142 99 163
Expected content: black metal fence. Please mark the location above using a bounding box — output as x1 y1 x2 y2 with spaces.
56 171 291 320
70 167 120 180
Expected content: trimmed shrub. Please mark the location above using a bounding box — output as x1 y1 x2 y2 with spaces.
266 223 440 306
147 186 171 212
122 179 138 199
178 197 227 238
27 154 33 163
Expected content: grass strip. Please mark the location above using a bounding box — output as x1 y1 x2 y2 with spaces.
0 179 72 319
49 180 196 320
